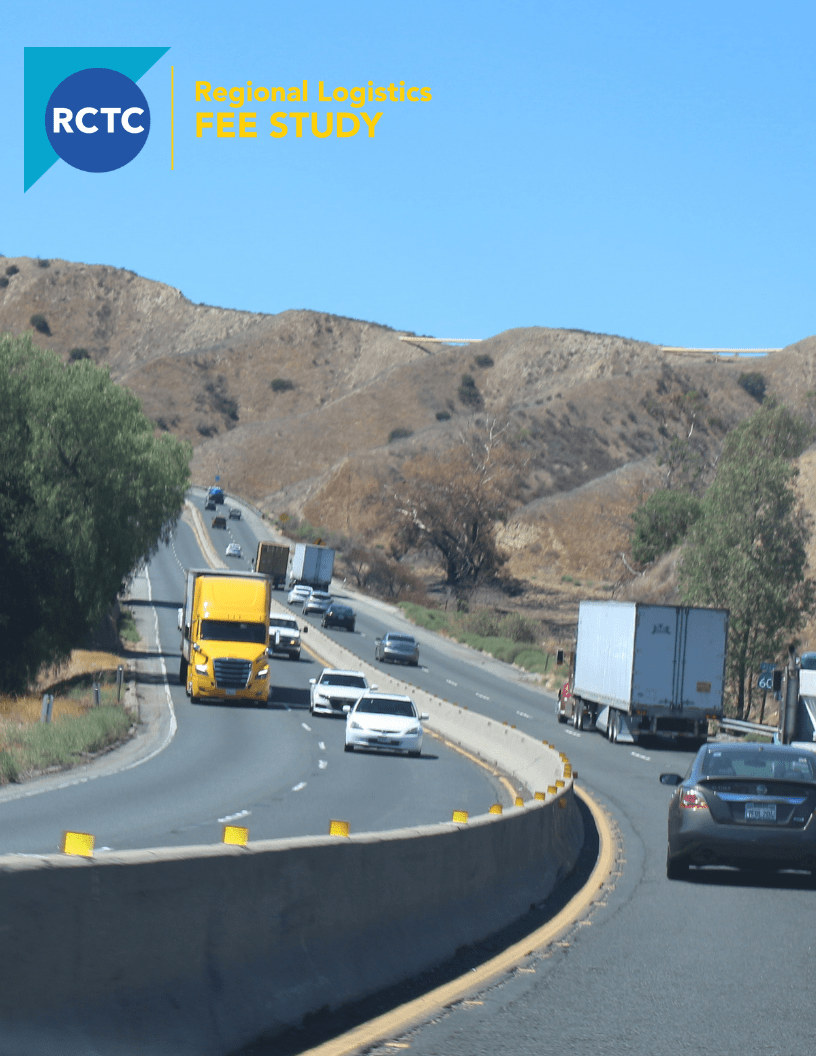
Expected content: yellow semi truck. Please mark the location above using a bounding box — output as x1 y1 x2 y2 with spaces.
179 569 271 703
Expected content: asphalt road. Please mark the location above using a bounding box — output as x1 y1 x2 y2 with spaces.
296 591 816 1056
0 500 507 856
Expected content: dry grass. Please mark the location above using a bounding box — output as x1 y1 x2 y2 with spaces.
1 651 125 725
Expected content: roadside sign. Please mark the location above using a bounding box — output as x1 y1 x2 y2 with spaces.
760 662 774 673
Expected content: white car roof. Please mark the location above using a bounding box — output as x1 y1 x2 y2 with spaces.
319 668 367 678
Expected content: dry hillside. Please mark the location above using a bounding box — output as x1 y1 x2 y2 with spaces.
2 253 815 638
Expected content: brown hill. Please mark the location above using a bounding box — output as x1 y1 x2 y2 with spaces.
2 253 812 639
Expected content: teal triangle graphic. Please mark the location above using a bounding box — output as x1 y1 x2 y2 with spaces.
25 47 170 191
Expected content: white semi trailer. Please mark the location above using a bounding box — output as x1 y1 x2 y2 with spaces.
558 600 728 745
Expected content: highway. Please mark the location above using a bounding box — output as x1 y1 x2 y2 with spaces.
6 491 816 1056
289 595 816 1056
0 498 507 856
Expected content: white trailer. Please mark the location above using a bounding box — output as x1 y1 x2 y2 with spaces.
288 543 335 592
566 601 728 745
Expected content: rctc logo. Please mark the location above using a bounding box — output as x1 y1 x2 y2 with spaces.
45 67 151 173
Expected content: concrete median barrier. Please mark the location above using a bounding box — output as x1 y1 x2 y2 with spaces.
0 607 583 1056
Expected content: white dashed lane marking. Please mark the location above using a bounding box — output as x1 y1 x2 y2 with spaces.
318 742 326 750
318 760 328 770
563 728 581 738
218 809 250 823
292 782 307 792
476 693 489 701
516 711 531 719
631 751 651 761
301 723 311 732
446 679 458 687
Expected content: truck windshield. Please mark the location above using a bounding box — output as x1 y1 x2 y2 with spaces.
200 620 266 644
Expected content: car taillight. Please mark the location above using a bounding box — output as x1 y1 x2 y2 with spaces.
680 789 708 811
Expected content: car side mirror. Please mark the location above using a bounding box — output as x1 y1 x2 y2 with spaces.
659 773 683 785
309 678 316 686
370 684 379 691
420 713 429 721
343 705 351 714
375 638 382 644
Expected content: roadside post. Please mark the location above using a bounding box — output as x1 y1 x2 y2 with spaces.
40 693 54 724
116 665 124 702
780 646 799 744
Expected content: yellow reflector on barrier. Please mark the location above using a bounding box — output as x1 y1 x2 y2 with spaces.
534 791 546 801
558 797 568 809
514 796 524 807
329 819 350 837
548 785 558 795
555 779 565 788
452 810 469 824
489 803 503 814
61 831 94 857
222 825 249 846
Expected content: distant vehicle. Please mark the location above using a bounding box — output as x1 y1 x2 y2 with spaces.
228 507 242 520
309 669 373 717
322 603 356 632
212 515 227 529
255 542 290 590
287 584 312 607
344 693 428 756
303 590 332 616
660 742 816 880
207 485 225 505
374 632 420 666
226 543 242 558
288 543 335 592
268 613 305 660
204 498 216 511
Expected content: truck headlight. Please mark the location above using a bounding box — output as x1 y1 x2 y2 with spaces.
195 663 208 675
257 666 269 680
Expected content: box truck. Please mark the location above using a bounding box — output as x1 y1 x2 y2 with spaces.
179 569 271 704
288 543 335 592
557 601 727 745
255 541 290 589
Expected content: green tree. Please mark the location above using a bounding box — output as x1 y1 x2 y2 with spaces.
0 333 191 692
678 400 815 719
631 489 702 564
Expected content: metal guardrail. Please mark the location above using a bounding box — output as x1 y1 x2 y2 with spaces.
718 717 778 738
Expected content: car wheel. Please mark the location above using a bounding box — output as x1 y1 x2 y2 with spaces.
666 851 690 881
409 749 421 758
344 743 354 753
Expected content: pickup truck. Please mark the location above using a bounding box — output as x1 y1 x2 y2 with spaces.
268 613 306 660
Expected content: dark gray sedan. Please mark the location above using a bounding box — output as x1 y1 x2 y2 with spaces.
374 632 420 666
661 742 816 880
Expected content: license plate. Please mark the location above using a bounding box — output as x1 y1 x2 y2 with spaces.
373 737 395 745
745 802 776 822
226 689 236 697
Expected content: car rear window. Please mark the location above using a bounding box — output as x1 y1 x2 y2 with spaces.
701 749 816 781
388 635 415 644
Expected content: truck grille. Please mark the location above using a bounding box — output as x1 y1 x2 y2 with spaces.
214 658 252 689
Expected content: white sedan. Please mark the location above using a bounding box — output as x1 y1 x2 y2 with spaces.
225 542 242 558
344 693 429 757
309 669 375 716
287 584 312 606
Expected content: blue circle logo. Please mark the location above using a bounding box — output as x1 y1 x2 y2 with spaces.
45 68 151 173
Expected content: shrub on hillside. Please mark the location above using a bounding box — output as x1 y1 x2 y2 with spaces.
435 410 451 421
30 314 50 335
36 258 50 268
69 348 90 362
388 427 413 443
631 488 702 564
0 277 7 289
458 374 483 407
738 372 766 403
474 353 494 368
5 265 18 277
271 378 294 392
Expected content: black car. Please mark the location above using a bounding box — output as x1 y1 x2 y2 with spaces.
661 742 816 880
322 603 356 632
204 498 217 511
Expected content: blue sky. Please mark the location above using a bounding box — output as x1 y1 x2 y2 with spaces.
4 1 814 348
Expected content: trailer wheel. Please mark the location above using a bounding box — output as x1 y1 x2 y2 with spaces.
556 699 566 724
179 658 188 686
609 711 618 743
